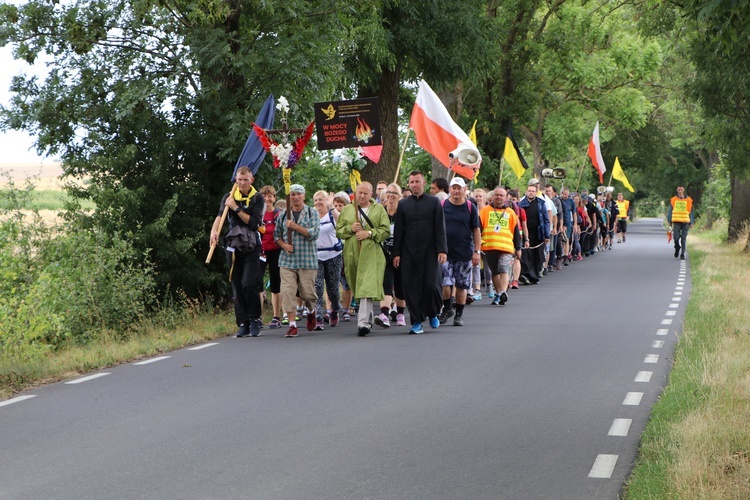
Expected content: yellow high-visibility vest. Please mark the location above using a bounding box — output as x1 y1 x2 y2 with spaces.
480 206 517 254
616 200 629 220
670 196 693 223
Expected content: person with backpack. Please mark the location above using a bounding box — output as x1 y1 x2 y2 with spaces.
312 190 343 331
437 177 481 326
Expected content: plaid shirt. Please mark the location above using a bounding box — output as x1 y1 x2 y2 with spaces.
273 204 320 269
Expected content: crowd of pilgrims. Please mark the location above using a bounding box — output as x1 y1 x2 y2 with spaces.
218 167 631 338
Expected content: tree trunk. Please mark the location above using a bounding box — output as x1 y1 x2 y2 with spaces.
360 67 401 186
728 173 750 250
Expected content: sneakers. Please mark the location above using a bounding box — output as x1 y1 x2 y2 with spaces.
329 310 339 327
314 318 324 331
374 313 391 328
498 291 508 305
235 323 250 338
306 312 316 331
269 317 282 329
680 254 685 260
249 318 263 337
281 314 289 325
396 313 406 326
518 275 531 285
357 326 370 337
674 247 680 258
389 308 398 322
342 311 352 322
491 295 501 306
438 308 454 324
488 287 495 299
453 315 464 326
429 316 440 329
511 280 519 289
472 290 482 301
285 325 298 338
409 323 424 334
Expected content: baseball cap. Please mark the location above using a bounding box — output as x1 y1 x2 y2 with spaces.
449 177 466 188
528 178 540 186
289 184 305 194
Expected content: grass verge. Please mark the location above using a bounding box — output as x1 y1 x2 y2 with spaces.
0 307 235 400
624 222 750 498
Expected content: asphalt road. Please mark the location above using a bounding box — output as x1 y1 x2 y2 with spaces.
0 218 689 500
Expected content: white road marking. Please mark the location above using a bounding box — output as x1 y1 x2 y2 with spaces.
676 286 684 291
608 419 633 436
635 371 653 382
661 319 673 325
188 343 219 351
133 356 171 365
656 329 669 335
674 291 683 295
644 354 659 363
669 303 679 308
623 392 644 405
0 395 36 408
666 310 677 316
589 454 619 478
652 340 664 348
65 373 111 384
672 297 681 301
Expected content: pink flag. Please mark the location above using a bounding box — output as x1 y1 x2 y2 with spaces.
587 121 606 183
409 80 480 179
360 145 382 163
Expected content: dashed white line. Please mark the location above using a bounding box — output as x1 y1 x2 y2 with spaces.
623 392 644 405
65 373 111 384
0 395 36 408
652 340 664 348
644 354 659 363
666 310 677 316
133 356 171 365
672 297 681 301
674 291 683 295
669 303 679 308
635 371 653 382
661 319 673 325
676 286 684 290
188 343 219 351
657 328 669 335
608 418 633 437
589 454 619 478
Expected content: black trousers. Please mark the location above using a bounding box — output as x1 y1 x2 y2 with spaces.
228 248 262 326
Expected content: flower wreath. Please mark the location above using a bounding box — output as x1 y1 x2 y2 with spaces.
253 120 315 171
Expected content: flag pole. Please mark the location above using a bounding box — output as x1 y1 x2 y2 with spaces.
607 170 613 187
574 149 588 193
499 159 505 188
205 183 238 264
393 128 411 184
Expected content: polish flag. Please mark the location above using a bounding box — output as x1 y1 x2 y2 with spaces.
409 80 479 178
587 121 606 183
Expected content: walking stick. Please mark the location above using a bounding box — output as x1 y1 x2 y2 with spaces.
206 183 238 264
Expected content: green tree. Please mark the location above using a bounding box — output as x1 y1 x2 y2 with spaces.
0 0 355 296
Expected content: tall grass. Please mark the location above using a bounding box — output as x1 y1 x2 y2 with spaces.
625 222 750 498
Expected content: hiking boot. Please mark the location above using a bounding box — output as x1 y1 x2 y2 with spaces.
374 313 391 328
329 310 339 327
674 246 680 258
306 312 316 331
438 308 454 324
285 325 298 338
396 313 406 326
236 324 250 338
249 318 263 337
453 315 464 326
680 254 685 260
498 291 508 305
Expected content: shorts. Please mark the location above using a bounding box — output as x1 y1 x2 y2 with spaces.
441 260 473 290
617 219 627 233
485 251 513 276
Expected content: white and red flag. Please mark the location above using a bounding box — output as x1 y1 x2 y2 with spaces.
587 121 606 183
409 80 480 179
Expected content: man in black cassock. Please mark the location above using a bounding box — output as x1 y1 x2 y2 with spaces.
392 171 448 334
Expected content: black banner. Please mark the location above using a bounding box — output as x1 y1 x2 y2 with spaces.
314 97 382 150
